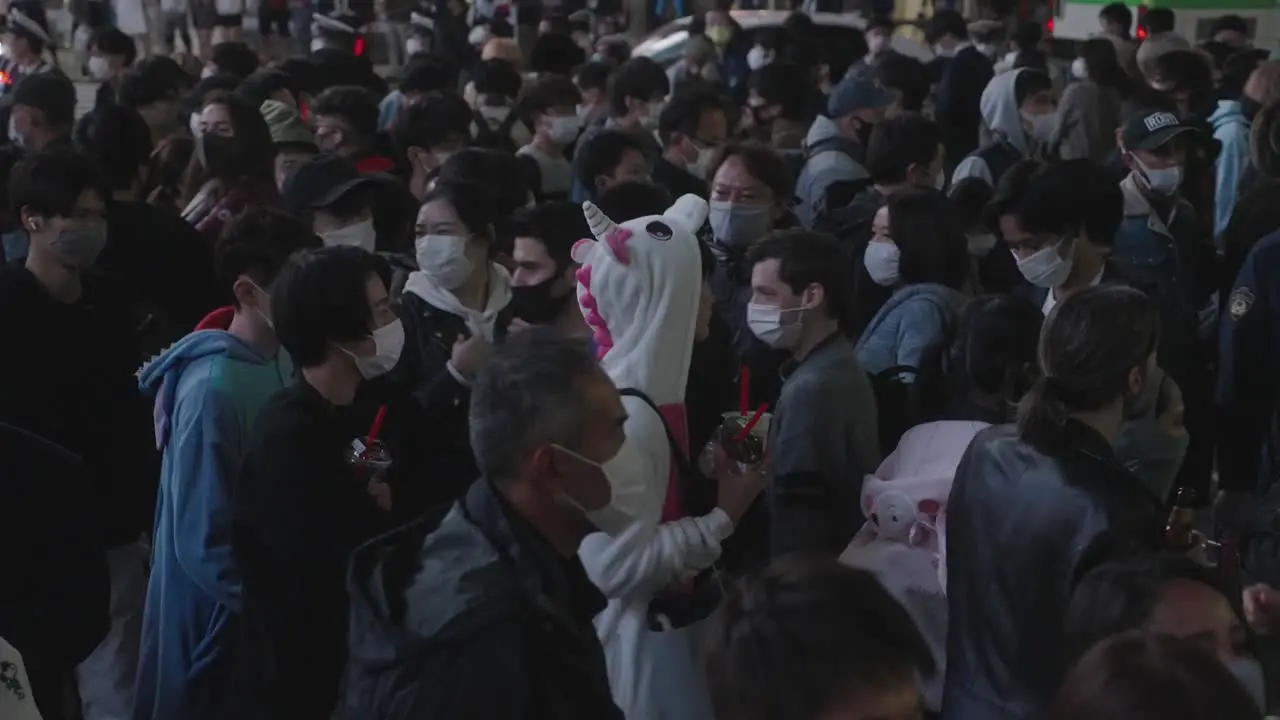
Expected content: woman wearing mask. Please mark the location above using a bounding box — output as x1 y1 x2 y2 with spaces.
392 180 514 501
703 10 751 100
943 285 1166 720
1057 38 1129 165
854 189 969 380
705 142 796 405
1064 554 1269 714
181 90 277 243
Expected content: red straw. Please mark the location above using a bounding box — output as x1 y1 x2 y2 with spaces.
738 365 750 416
367 405 388 444
734 403 769 443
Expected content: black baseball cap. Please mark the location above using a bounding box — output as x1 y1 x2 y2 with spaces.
7 72 76 126
281 153 376 214
1120 109 1198 152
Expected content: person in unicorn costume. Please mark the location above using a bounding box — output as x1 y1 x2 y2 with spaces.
573 194 751 720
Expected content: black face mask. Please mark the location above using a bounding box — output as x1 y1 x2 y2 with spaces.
1241 96 1263 121
198 134 240 179
510 275 573 324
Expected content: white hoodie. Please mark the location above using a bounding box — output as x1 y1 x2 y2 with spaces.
0 637 43 720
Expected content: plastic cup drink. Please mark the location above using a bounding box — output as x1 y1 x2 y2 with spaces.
716 410 772 464
347 436 393 477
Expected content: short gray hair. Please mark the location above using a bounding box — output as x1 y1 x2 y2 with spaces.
469 328 602 482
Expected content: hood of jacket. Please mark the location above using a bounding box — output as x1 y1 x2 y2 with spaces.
345 484 528 670
137 330 277 450
1210 98 1246 130
402 263 513 341
805 114 843 148
867 282 968 335
980 68 1031 155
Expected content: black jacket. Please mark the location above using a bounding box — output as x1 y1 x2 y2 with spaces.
342 479 622 720
0 423 109 720
0 263 158 547
942 421 1163 719
936 46 995 170
232 379 393 720
652 156 709 202
389 290 514 502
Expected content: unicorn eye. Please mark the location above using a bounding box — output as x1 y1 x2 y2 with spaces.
645 221 672 241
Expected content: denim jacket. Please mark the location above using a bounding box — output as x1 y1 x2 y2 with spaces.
854 283 968 379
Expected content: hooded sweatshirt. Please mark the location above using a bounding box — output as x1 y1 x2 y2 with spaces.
795 114 870 229
952 68 1033 188
134 330 292 720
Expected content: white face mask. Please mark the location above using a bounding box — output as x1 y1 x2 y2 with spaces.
689 144 715 179
200 65 216 79
746 44 773 71
867 35 888 54
7 116 24 148
343 319 406 380
552 444 635 535
405 37 425 56
863 241 901 286
415 233 474 289
1226 656 1266 712
575 103 593 121
1015 238 1074 288
1023 110 1059 143
88 56 112 81
548 115 582 144
479 105 512 126
1071 56 1088 80
933 169 945 190
643 101 664 129
1136 157 1183 195
747 302 805 349
319 218 376 252
310 38 327 52
967 232 997 257
189 111 201 138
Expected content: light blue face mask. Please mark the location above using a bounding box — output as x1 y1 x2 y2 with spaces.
1226 655 1267 712
709 200 773 248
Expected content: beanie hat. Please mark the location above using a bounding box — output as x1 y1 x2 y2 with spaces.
260 99 316 148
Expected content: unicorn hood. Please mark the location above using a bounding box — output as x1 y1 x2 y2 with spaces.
572 194 707 405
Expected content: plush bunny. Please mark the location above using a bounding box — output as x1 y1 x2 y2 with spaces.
864 489 918 542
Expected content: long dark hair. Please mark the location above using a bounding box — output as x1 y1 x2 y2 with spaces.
888 188 968 290
181 89 276 201
1080 37 1133 97
1017 285 1159 445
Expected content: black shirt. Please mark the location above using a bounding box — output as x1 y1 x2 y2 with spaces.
652 156 709 202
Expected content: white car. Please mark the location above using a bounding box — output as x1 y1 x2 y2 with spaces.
632 10 934 68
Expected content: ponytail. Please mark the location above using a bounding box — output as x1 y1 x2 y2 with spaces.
1016 375 1072 447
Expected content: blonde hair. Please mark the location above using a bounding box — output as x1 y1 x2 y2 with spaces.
1246 61 1280 106
481 38 522 69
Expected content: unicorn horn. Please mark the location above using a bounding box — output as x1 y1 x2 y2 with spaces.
582 201 618 241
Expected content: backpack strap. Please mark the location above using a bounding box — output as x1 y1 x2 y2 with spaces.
618 387 693 485
805 134 863 163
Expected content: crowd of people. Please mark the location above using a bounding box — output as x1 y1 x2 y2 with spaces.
7 0 1280 719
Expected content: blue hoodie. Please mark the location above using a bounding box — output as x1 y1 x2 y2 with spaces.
1211 99 1250 242
133 330 292 720
854 283 968 379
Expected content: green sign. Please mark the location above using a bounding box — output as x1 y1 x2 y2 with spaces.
1067 0 1273 7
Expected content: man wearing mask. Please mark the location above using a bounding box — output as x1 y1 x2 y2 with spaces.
2 73 81 261
517 75 583 202
341 330 624 718
744 230 881 556
951 68 1055 189
571 58 666 203
654 89 727 202
509 201 590 335
283 154 383 251
87 27 136 110
0 150 157 720
745 62 811 151
930 9 994 173
391 93 472 201
232 246 400 718
795 73 896 229
133 209 319 720
1114 110 1215 499
311 85 396 174
850 16 899 76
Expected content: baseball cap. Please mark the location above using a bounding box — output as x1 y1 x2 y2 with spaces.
8 73 76 126
1120 109 1197 152
281 153 376 214
260 100 316 148
826 72 898 119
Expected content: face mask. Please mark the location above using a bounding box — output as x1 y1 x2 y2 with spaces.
643 101 663 130
548 115 582 144
967 232 997 257
933 43 956 58
1023 110 1058 142
1226 656 1266 712
198 134 241 178
552 444 635 535
867 35 888 54
746 45 772 71
48 223 108 270
1015 238 1074 288
747 301 805 349
689 144 715 179
88 55 112 80
709 199 773 248
200 64 216 79
415 233 474 289
320 218 376 251
188 112 201 138
511 275 572 324
575 103 593 121
405 37 425 56
1070 56 1087 80
706 26 731 47
933 169 945 190
310 38 326 52
479 105 512 126
7 117 24 149
1135 157 1183 195
864 241 901 286
343 319 406 380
